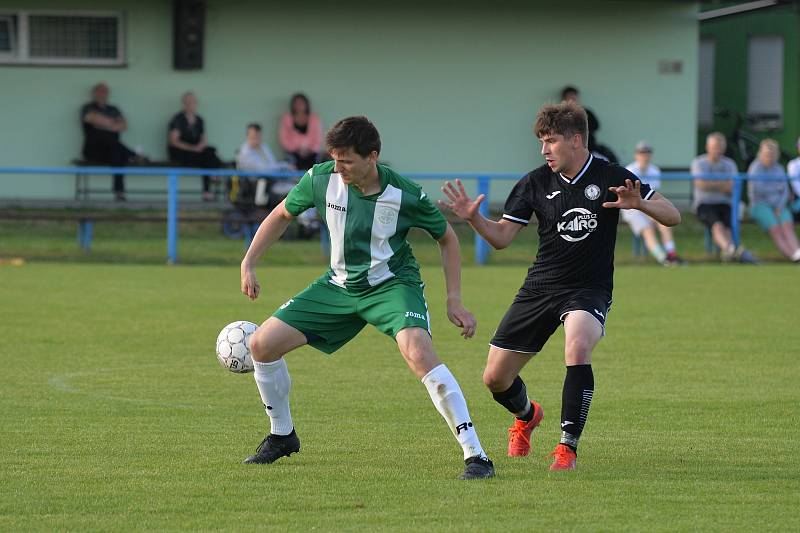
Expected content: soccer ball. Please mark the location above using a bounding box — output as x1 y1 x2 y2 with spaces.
216 321 258 373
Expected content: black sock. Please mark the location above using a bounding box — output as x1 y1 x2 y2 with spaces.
492 376 533 421
560 365 594 451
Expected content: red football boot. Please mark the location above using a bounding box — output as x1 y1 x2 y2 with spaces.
549 443 577 471
507 401 544 457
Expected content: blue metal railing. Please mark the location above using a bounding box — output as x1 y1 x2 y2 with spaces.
0 166 786 264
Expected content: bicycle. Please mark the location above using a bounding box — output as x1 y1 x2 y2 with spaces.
713 108 790 168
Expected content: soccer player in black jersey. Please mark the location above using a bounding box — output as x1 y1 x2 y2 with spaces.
439 102 680 470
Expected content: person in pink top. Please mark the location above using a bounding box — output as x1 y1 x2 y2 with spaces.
279 93 323 170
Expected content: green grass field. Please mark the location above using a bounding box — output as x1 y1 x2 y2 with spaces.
0 213 794 266
1 260 798 531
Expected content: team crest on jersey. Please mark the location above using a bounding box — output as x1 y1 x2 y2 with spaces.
584 184 601 200
376 206 397 226
557 207 598 242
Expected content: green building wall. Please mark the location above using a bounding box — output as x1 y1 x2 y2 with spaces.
0 0 699 198
699 3 799 162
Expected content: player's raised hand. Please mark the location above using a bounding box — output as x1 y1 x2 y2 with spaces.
446 299 477 339
240 265 261 301
438 179 485 222
603 178 643 210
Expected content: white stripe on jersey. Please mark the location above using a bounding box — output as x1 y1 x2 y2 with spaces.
502 213 529 225
367 184 402 286
325 173 349 287
560 154 594 184
423 291 431 335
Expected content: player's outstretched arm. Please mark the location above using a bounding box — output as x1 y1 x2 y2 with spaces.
240 200 295 300
602 179 681 227
436 223 476 339
438 179 522 250
637 192 681 227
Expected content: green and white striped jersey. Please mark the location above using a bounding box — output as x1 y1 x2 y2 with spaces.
284 161 447 293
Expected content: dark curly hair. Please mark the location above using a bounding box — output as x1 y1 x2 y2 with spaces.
534 102 588 148
325 116 381 157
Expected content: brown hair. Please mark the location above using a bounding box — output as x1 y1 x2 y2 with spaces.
534 102 588 147
325 116 381 157
290 92 311 114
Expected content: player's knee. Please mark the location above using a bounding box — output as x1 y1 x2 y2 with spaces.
565 338 593 362
248 330 282 362
401 345 440 378
402 343 431 368
248 332 268 359
482 368 512 392
398 328 437 365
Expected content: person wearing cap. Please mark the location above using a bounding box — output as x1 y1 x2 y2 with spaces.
623 141 685 265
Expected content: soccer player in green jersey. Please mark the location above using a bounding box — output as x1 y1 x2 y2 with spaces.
239 116 494 479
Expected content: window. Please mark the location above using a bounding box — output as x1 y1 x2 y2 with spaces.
0 10 124 66
747 35 783 130
0 15 17 57
698 38 715 127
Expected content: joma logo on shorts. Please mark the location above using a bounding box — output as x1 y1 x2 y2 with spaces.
327 202 346 212
404 311 426 320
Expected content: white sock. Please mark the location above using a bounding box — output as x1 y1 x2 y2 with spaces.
421 364 486 460
663 240 676 253
253 359 293 436
650 244 667 263
792 249 800 262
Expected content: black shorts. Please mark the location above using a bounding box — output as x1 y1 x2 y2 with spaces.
696 203 731 230
490 287 612 354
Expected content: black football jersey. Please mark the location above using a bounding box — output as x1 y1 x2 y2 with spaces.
502 154 653 293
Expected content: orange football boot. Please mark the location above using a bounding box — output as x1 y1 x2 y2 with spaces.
549 444 577 471
507 401 544 457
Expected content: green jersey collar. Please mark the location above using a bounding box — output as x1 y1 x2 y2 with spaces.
350 164 389 199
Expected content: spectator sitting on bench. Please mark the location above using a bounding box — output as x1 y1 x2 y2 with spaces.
748 138 800 262
691 132 757 263
623 141 685 265
81 82 140 201
787 136 800 219
168 91 223 201
236 123 295 208
279 92 323 171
